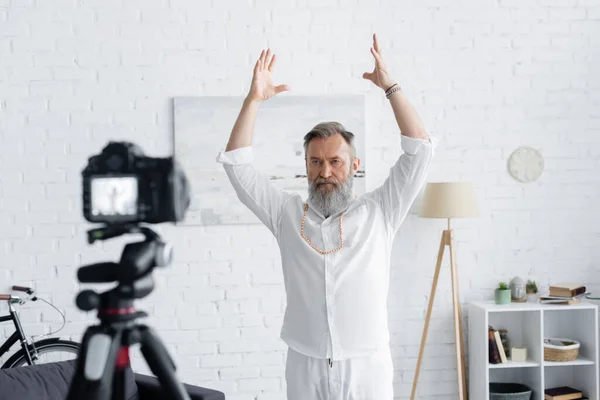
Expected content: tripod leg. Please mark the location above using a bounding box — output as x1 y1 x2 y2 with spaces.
449 232 467 400
138 325 191 400
410 230 447 400
113 346 132 400
67 325 121 400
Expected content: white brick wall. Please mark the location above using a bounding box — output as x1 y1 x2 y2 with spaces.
1 0 599 399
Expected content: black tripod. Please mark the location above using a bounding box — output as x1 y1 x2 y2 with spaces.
66 224 191 400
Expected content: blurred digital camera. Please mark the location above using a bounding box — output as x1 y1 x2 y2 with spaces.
82 141 190 225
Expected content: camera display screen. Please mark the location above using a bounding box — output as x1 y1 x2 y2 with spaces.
90 176 138 219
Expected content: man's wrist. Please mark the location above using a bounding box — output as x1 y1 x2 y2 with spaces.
244 96 262 107
384 82 398 92
385 83 401 99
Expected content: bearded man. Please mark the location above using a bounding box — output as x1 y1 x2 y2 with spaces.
216 33 435 400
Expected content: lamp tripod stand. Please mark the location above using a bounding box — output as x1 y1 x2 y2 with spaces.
410 218 467 400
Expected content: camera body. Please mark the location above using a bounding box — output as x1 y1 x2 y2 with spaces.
82 141 190 225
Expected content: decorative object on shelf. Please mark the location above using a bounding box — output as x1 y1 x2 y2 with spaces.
411 182 479 400
489 382 532 400
526 280 538 302
499 329 510 359
507 146 544 183
543 337 580 362
495 282 511 305
511 346 527 362
509 276 526 302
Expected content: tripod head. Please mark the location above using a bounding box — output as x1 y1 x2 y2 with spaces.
75 224 172 315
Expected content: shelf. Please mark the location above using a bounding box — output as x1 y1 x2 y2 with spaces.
489 360 540 369
488 357 596 369
469 301 599 400
470 300 598 312
544 356 595 367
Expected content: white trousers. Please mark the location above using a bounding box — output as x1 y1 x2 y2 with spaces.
285 346 394 400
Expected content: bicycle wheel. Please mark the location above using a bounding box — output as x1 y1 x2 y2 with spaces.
2 338 80 368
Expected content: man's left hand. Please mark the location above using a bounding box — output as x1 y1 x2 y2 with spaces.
362 33 396 91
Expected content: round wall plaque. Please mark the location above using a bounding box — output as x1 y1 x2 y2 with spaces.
507 147 544 183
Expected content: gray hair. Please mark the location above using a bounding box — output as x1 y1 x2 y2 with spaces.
303 121 356 159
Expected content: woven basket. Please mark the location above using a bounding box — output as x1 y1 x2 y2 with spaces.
543 337 580 362
490 382 532 400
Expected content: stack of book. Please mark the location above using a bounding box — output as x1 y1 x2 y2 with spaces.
488 326 507 364
544 386 587 399
539 283 587 305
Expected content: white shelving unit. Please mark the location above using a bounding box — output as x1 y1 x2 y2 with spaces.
468 301 599 400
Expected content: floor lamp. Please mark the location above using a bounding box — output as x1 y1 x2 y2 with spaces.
410 182 478 400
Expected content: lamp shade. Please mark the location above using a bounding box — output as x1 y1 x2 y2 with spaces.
419 182 478 219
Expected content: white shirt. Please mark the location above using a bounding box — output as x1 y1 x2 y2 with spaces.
216 134 435 361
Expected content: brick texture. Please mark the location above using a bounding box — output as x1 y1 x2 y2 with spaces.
1 0 600 399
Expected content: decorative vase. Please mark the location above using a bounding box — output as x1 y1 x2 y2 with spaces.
495 289 511 305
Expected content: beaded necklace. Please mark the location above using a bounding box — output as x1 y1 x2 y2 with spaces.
300 203 345 255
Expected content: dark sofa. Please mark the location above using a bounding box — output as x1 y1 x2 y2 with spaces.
0 359 225 400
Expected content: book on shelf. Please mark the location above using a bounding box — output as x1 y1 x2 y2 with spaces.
540 297 581 305
488 326 507 364
544 385 583 399
488 328 500 364
549 283 586 298
493 330 507 363
540 291 587 304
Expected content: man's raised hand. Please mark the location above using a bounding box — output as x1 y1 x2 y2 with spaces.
247 49 290 103
362 33 395 91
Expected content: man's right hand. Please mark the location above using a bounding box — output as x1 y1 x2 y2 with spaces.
247 48 290 103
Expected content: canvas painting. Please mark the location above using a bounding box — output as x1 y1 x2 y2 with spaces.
173 95 366 226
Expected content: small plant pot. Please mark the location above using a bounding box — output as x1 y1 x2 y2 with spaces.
526 292 538 303
495 289 511 305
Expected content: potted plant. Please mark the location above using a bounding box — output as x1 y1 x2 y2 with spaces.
526 280 538 302
495 281 511 305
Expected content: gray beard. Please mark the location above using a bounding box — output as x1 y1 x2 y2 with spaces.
308 174 354 218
